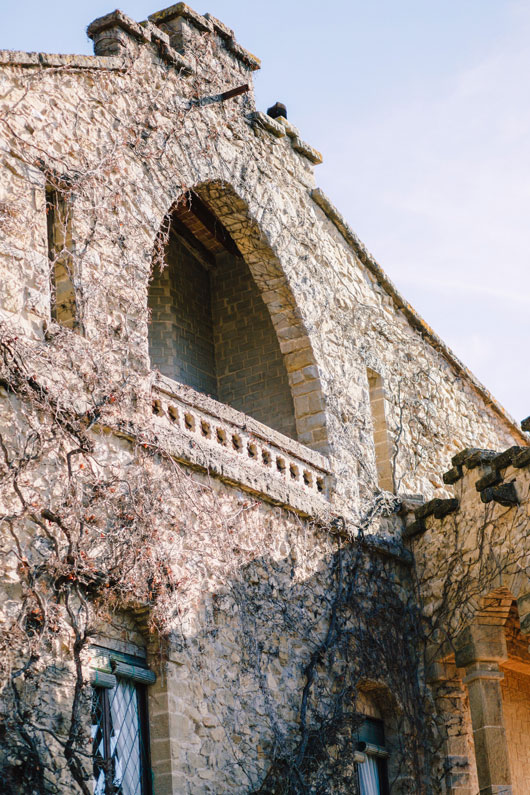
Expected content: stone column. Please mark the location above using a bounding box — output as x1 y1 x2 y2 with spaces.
455 624 512 795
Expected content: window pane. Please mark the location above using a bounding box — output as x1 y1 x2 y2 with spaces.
358 717 385 746
91 688 107 795
109 679 142 795
92 680 146 795
359 755 381 795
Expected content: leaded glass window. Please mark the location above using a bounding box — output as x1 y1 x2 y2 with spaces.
91 673 152 794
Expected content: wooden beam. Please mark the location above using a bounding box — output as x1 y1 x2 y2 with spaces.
188 193 242 258
169 217 216 269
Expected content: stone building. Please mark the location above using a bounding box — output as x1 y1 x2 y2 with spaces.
0 4 529 794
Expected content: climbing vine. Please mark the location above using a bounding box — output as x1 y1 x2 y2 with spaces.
0 16 524 795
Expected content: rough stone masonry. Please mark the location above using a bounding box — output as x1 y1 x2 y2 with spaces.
0 3 529 794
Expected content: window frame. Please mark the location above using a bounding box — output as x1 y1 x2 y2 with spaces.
90 646 154 795
355 717 390 795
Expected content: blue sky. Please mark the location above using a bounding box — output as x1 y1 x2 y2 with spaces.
2 1 529 422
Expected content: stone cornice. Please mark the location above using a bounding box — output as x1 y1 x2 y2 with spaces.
0 50 125 71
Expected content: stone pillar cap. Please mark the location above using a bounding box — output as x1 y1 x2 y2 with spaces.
87 10 149 42
148 3 213 32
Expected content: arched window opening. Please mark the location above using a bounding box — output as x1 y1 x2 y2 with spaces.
355 689 391 795
148 192 297 440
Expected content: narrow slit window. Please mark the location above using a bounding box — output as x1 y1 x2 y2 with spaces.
46 185 77 329
367 369 394 493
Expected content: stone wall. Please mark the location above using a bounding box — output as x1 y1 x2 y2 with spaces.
501 669 530 793
212 251 297 439
149 236 217 395
0 9 524 517
0 4 529 794
0 392 423 793
406 443 530 793
430 669 479 795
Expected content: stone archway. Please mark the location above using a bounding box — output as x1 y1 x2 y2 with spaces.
453 588 530 795
148 181 330 454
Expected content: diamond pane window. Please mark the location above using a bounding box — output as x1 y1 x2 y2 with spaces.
91 676 151 795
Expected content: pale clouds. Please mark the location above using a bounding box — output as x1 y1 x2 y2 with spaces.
315 1 530 421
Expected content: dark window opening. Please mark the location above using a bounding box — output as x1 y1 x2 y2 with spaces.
46 185 78 329
356 717 390 795
148 192 297 440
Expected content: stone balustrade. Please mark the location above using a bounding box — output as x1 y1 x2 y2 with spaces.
151 374 333 518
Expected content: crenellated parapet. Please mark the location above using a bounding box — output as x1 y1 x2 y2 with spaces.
84 5 324 169
86 4 260 73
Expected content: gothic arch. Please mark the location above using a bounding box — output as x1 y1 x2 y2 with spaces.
148 180 330 454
